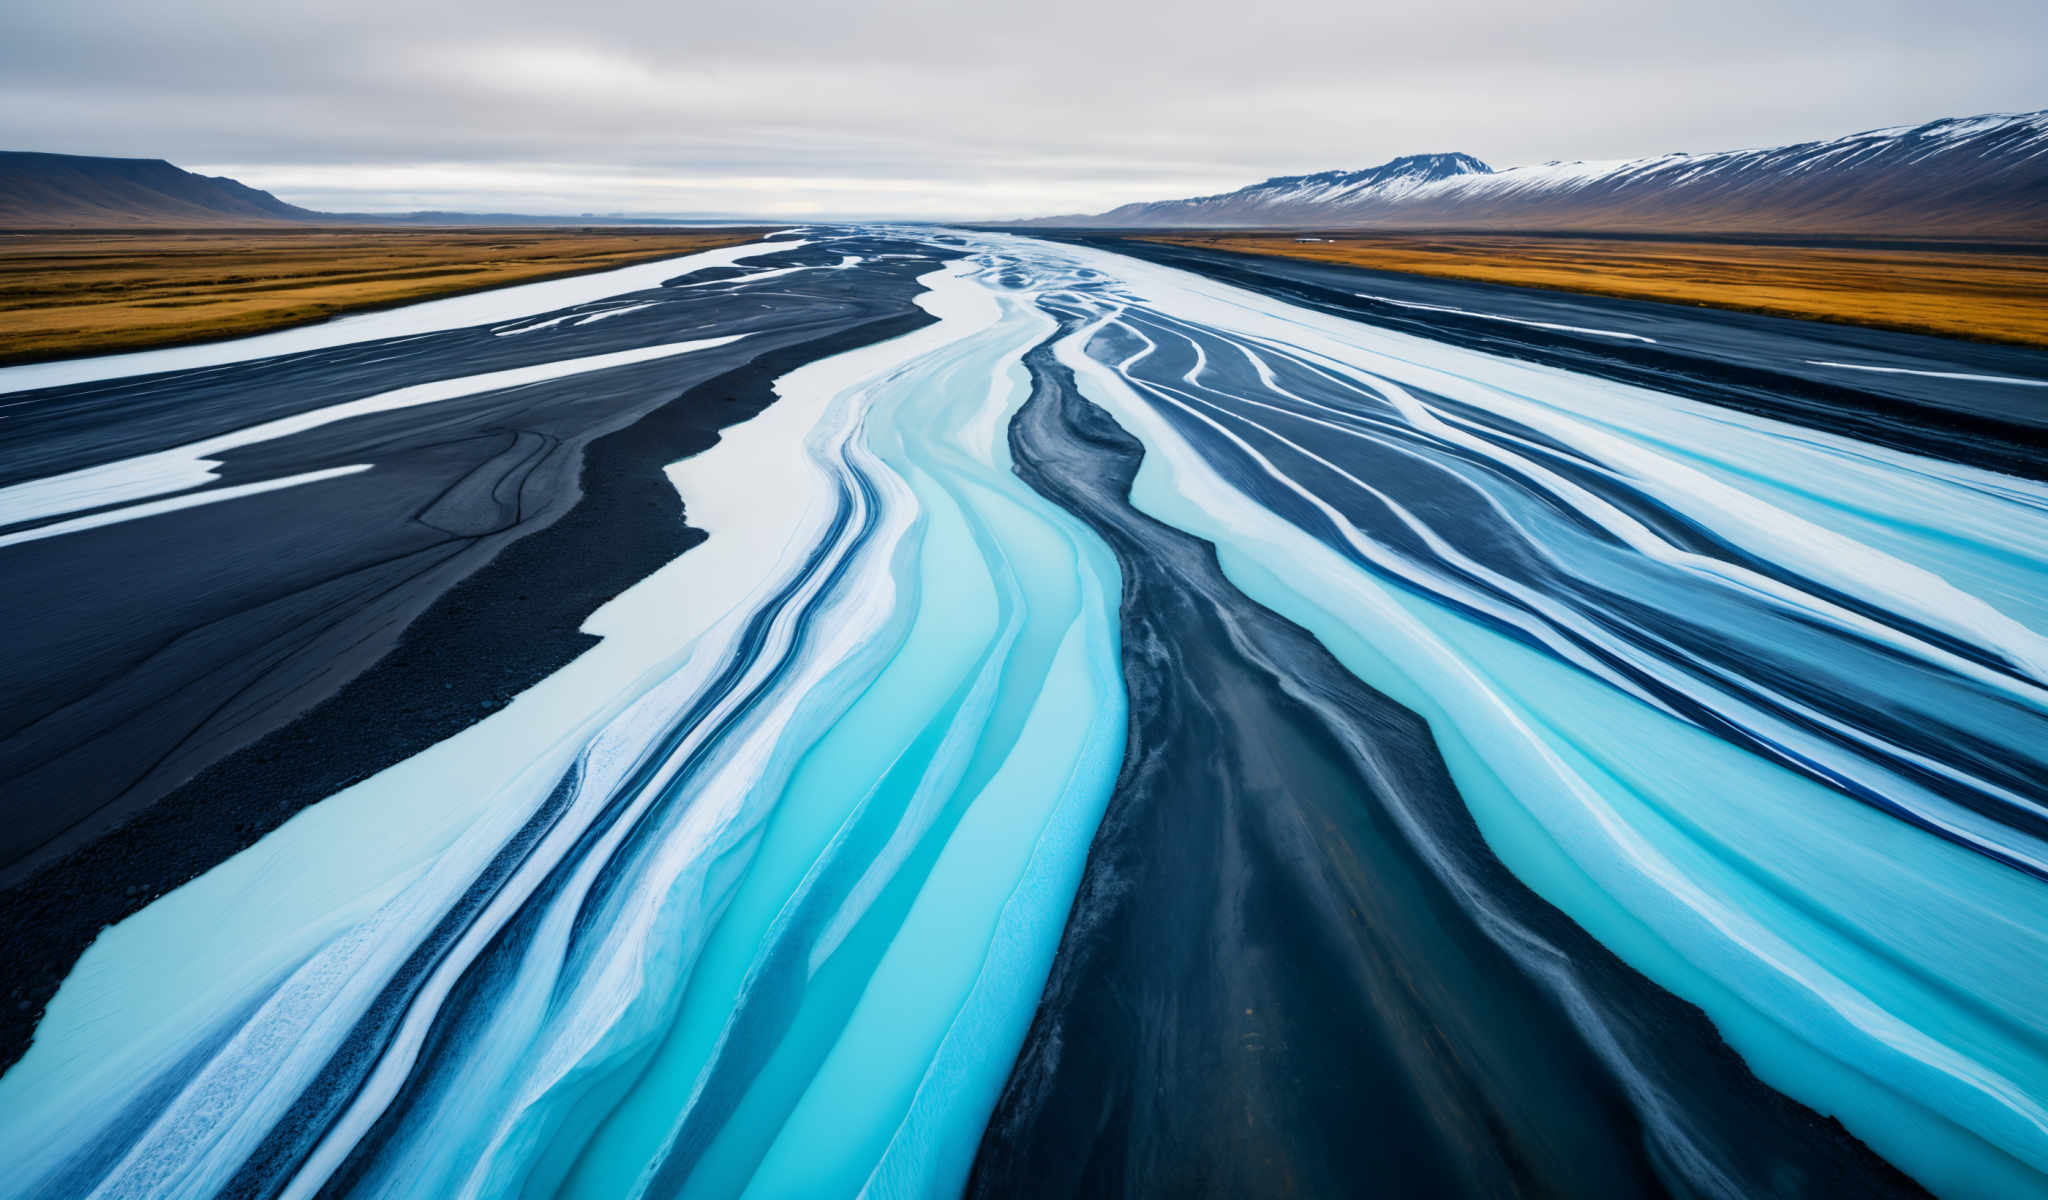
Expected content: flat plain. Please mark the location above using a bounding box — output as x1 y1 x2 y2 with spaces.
0 226 768 364
1137 231 2048 347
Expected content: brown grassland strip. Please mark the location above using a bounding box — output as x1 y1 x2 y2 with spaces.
0 227 776 365
1137 232 2048 348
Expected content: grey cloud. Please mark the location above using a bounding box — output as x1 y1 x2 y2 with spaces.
1 0 2041 217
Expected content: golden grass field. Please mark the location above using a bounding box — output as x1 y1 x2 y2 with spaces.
1140 233 2048 348
0 227 772 364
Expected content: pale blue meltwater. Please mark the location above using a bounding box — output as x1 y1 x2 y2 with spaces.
0 252 1127 1200
13 229 2047 1200
1065 252 2048 1198
550 266 1125 1199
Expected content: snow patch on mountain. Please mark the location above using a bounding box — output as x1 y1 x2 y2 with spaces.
1018 110 2048 238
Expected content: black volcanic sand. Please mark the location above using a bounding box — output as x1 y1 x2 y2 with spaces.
1070 235 2048 481
967 335 1924 1198
0 237 950 1071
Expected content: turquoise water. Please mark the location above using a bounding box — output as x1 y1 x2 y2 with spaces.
1045 232 2048 1198
0 255 1125 1200
542 270 1126 1198
8 229 2046 1199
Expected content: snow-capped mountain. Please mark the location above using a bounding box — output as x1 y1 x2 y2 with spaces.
1017 111 2048 238
1078 153 1494 227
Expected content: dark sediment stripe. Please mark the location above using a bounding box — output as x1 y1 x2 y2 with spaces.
0 239 925 900
0 294 941 1078
1096 310 2048 879
968 333 1924 1198
309 371 893 1200
1066 235 2048 481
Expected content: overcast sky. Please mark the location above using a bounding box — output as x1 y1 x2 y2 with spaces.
4 0 2043 218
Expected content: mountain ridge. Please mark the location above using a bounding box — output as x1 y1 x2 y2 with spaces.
1014 110 2048 239
0 153 734 229
0 151 326 227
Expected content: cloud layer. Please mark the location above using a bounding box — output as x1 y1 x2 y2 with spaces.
4 0 2043 218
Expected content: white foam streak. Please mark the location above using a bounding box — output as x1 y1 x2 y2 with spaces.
0 464 370 548
0 335 746 530
1357 292 1659 342
0 238 802 396
1806 360 2048 387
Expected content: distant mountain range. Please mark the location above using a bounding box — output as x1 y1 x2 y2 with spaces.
1015 110 2048 239
11 110 2047 236
0 152 325 227
0 152 724 228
